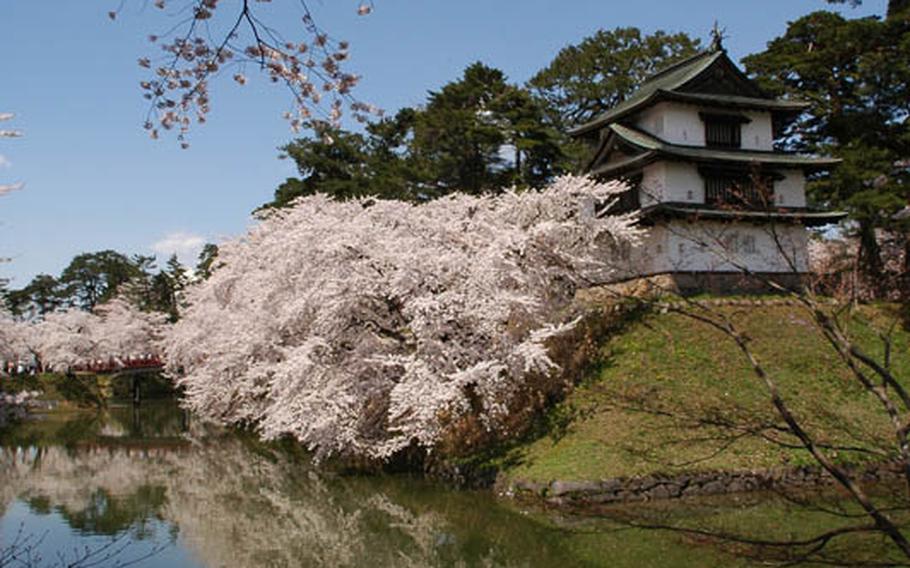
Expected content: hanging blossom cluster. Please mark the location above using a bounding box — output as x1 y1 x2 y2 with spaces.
117 0 380 147
0 112 22 196
163 175 642 462
0 299 167 372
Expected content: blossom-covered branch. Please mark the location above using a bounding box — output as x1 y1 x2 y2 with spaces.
112 0 380 147
0 112 22 196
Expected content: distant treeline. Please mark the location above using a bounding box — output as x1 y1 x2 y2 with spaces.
3 245 218 321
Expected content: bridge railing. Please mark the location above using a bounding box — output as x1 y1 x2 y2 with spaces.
1 355 164 377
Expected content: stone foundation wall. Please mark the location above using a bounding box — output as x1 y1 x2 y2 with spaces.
584 272 806 300
666 271 806 296
503 462 903 507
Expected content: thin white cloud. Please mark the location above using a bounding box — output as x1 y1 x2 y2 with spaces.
0 154 10 169
151 231 206 266
0 182 23 196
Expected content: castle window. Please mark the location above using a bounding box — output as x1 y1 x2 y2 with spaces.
702 170 774 208
700 113 749 149
602 175 642 215
721 234 758 255
741 235 757 254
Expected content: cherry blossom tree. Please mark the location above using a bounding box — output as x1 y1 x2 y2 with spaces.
163 175 641 462
3 299 167 373
808 234 907 301
111 1 380 146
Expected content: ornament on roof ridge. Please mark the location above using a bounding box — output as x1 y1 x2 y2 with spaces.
710 20 728 52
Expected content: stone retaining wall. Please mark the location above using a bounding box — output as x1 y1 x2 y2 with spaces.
580 273 817 303
502 462 903 506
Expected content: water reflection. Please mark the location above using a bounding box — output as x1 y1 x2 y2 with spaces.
4 404 876 567
3 405 609 567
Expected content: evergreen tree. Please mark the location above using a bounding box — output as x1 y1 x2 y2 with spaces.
743 10 910 280
529 27 702 128
6 274 62 319
528 27 701 169
196 244 220 280
266 129 374 209
412 62 564 195
59 250 141 310
260 63 564 208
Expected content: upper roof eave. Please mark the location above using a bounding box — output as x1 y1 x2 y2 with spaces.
655 90 811 113
568 48 809 139
589 151 659 178
568 50 725 137
641 203 848 227
609 124 841 171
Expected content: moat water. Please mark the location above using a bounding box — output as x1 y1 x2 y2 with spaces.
0 401 895 567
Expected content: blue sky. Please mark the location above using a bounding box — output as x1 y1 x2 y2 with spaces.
0 0 883 286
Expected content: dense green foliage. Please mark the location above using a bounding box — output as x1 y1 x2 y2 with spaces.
261 30 703 209
3 246 220 321
260 62 566 208
529 27 701 129
414 63 564 194
58 250 140 310
743 9 910 277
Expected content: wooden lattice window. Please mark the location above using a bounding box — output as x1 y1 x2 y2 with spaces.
704 173 773 208
700 113 748 149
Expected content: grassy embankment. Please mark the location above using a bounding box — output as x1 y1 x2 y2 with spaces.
497 300 910 485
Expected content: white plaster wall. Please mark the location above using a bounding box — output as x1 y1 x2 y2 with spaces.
740 110 774 151
641 161 806 209
594 220 809 285
634 103 775 151
664 162 704 203
587 224 665 284
640 161 704 205
635 104 664 138
640 162 666 206
631 224 669 276
773 170 807 208
651 220 809 273
634 102 703 145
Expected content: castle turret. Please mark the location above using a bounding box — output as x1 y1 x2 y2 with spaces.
571 39 845 292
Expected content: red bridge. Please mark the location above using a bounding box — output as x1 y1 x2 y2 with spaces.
71 355 164 376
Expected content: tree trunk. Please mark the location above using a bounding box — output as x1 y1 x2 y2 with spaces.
858 220 884 297
515 145 522 186
902 234 910 307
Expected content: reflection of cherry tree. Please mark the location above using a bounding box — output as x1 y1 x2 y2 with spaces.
0 436 571 567
164 176 640 462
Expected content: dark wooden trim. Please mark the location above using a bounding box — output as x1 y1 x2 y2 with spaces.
698 111 752 124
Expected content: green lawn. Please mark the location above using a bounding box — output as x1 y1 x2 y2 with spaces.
499 301 910 484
